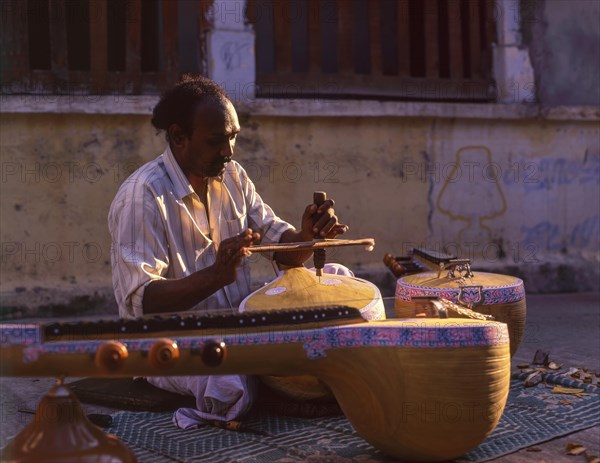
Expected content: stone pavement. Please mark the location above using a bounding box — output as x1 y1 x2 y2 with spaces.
0 292 598 462
489 292 599 463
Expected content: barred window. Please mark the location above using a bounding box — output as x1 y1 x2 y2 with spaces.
247 0 496 101
1 0 496 101
0 0 211 95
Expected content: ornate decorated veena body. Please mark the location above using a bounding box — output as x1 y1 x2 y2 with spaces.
0 308 511 462
393 252 527 357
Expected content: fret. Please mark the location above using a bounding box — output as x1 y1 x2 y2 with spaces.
43 306 362 340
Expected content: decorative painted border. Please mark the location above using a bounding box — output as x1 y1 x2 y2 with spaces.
6 321 509 363
395 273 526 305
0 324 42 345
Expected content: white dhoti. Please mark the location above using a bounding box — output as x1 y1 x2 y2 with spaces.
147 375 258 429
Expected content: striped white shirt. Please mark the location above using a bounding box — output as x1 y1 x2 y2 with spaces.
108 146 293 319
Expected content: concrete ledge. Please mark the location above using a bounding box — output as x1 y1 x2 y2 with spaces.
0 95 158 116
1 95 598 121
0 287 117 320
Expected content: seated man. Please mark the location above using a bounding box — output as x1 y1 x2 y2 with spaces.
108 75 349 426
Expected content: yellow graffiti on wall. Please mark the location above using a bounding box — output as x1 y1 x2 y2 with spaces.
436 146 507 247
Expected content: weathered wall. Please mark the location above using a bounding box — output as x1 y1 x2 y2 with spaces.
428 119 599 293
1 109 598 316
524 0 600 106
0 113 165 315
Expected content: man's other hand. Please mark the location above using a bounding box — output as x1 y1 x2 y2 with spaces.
301 199 349 240
214 229 261 285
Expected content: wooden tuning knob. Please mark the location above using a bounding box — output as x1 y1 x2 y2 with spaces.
201 340 227 367
148 338 180 370
95 341 128 372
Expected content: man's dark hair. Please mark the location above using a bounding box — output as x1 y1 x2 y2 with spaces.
151 74 230 141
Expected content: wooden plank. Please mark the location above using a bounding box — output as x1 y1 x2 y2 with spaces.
447 0 463 79
380 0 397 75
307 0 321 73
141 71 161 93
482 0 496 78
320 0 338 73
66 0 91 71
105 71 130 94
140 0 160 72
64 69 89 91
408 0 426 77
352 0 369 74
30 70 60 93
106 0 126 72
368 0 381 75
162 0 179 85
177 0 199 73
49 0 68 81
1 0 30 91
337 0 353 74
256 71 493 100
396 0 410 76
484 0 497 45
90 0 107 92
437 0 449 77
0 0 14 88
254 0 275 74
290 0 308 72
424 0 438 78
273 0 292 73
14 0 30 86
469 0 481 78
27 0 51 71
126 0 141 91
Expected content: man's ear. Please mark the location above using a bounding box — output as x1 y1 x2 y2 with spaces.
168 124 187 147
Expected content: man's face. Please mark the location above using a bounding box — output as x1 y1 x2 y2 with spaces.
179 98 240 179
